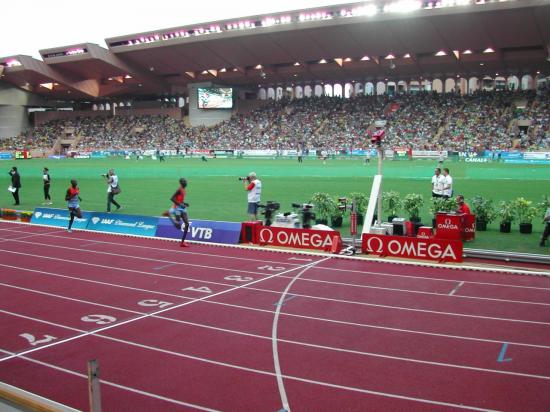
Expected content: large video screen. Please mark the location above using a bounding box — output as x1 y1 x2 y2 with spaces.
197 87 233 109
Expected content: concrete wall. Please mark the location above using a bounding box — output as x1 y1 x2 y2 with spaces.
0 81 47 138
187 82 234 127
0 105 29 138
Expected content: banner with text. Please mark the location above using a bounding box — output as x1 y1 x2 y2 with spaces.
155 218 242 244
31 207 91 229
87 213 158 237
257 226 340 251
362 233 463 263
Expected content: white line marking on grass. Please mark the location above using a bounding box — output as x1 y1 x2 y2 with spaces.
4 263 550 351
450 281 465 296
272 258 330 412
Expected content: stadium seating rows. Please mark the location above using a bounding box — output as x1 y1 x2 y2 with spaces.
1 90 548 152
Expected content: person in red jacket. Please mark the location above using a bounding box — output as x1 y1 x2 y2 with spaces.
455 195 471 214
167 178 190 247
65 179 82 233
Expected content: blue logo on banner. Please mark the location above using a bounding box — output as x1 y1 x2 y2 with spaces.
155 218 242 244
87 213 158 237
0 152 13 160
31 207 91 229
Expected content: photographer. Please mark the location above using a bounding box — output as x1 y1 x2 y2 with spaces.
244 172 262 220
103 169 122 213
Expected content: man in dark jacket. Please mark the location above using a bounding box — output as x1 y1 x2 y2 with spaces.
9 166 21 205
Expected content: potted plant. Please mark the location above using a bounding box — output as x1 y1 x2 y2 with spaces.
471 196 495 231
429 197 455 226
330 197 345 228
0 208 17 221
497 201 515 233
514 197 538 234
310 192 334 225
19 211 33 223
382 191 401 222
348 192 369 224
402 193 424 223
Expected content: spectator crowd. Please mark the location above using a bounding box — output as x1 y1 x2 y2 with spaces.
1 90 548 153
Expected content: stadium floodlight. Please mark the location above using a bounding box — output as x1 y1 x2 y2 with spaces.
124 75 132 79
319 59 327 64
294 62 300 66
262 17 276 27
384 0 422 13
384 54 395 59
360 55 370 61
403 53 411 58
463 49 473 54
255 64 263 69
344 57 352 62
352 5 378 16
435 50 447 56
483 47 495 53
6 59 21 67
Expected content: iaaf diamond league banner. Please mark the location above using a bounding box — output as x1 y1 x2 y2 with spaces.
31 207 91 229
155 217 242 244
87 213 158 237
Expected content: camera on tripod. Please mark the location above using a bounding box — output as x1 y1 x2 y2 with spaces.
258 201 280 226
292 203 315 229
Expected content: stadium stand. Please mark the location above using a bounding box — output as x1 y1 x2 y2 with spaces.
1 90 548 152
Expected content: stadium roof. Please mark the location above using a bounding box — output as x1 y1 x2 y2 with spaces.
1 0 549 101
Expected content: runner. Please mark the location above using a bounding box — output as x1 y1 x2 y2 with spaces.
65 179 82 233
167 178 190 247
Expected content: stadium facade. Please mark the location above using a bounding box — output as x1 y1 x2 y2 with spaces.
0 0 549 137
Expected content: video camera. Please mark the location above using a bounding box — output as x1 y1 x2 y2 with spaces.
292 203 315 229
238 176 250 182
258 201 280 226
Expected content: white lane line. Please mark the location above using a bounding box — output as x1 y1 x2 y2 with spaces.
0 238 285 277
0 221 547 277
0 226 304 267
0 257 322 364
450 282 465 296
3 248 550 309
3 263 550 350
0 330 500 412
316 265 550 291
3 297 550 383
3 228 550 292
272 258 330 412
2 255 550 326
0 348 218 411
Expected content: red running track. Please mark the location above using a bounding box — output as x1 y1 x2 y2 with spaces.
0 220 550 412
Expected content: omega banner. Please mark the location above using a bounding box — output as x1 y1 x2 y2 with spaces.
362 234 463 263
257 226 341 251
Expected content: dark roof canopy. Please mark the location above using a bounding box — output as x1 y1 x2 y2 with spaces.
1 0 549 100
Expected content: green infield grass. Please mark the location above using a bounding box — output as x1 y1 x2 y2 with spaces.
1 156 549 255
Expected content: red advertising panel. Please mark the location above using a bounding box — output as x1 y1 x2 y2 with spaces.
435 213 464 240
462 213 476 241
362 233 463 263
257 226 341 251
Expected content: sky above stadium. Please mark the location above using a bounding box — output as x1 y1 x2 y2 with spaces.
0 0 349 59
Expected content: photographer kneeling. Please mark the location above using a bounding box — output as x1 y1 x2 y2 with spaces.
243 172 262 221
